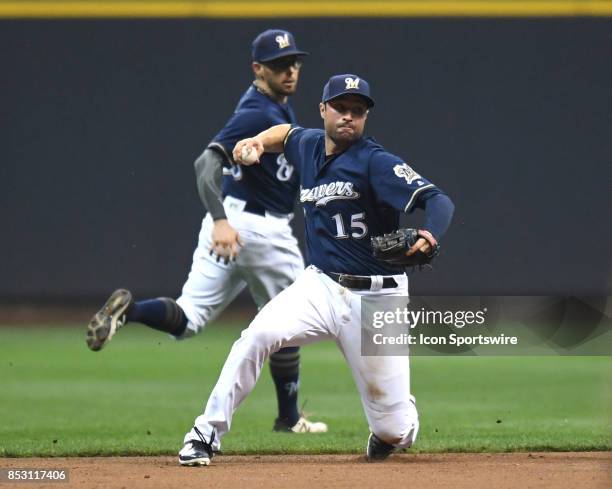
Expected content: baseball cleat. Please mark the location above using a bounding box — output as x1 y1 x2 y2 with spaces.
366 432 395 462
179 427 215 466
273 416 328 433
86 289 133 351
178 440 213 466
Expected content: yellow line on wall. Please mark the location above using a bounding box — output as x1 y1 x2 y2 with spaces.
0 1 612 18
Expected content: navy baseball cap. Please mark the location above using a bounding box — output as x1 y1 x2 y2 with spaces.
322 74 375 108
251 29 309 63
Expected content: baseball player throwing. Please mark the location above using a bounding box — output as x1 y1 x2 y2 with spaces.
86 29 326 434
178 74 454 465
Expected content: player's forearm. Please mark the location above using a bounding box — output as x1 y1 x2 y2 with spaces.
194 148 227 220
254 124 292 153
421 192 455 240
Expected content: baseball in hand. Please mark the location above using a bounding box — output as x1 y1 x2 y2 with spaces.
241 145 259 164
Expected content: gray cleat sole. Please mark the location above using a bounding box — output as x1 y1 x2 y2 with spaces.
86 289 132 351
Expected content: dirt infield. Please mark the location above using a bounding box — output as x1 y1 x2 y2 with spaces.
1 453 610 489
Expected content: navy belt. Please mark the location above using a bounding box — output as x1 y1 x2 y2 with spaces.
324 271 398 290
243 201 266 216
244 201 288 218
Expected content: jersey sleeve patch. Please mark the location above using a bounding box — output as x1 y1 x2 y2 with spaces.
393 163 424 186
368 148 439 213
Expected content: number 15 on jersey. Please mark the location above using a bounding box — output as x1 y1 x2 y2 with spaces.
332 212 368 239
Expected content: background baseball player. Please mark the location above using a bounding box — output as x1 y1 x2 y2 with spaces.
178 74 454 465
86 29 327 434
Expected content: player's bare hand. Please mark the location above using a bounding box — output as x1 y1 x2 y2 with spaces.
233 138 264 165
210 219 244 264
406 238 431 256
406 230 437 256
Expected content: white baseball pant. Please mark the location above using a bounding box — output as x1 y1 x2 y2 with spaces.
176 196 304 338
184 265 419 449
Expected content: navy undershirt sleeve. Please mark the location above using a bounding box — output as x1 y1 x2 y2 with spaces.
414 191 455 240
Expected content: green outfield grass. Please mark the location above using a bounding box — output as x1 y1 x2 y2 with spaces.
0 323 610 457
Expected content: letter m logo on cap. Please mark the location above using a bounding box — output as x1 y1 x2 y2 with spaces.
345 77 360 90
275 33 290 49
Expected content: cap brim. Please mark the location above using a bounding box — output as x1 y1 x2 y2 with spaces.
324 91 375 108
256 50 310 62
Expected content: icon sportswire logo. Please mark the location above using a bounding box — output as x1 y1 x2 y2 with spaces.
300 181 361 206
345 77 360 90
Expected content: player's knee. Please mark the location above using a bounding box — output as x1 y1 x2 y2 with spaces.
240 324 282 353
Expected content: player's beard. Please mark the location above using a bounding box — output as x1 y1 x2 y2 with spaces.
330 123 361 148
268 78 298 97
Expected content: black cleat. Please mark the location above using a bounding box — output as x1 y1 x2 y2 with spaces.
179 427 215 466
178 439 213 466
366 432 395 462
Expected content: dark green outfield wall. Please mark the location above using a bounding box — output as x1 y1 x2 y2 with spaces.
1 19 611 299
